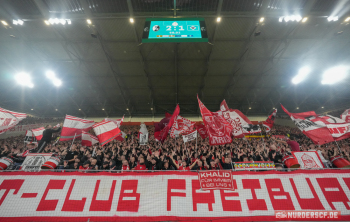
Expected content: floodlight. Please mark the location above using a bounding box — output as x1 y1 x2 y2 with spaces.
44 20 50 25
67 19 71 25
292 66 311 84
302 17 308 23
55 109 58 111
130 18 134 23
249 107 252 109
87 19 92 24
296 107 299 109
102 108 105 110
259 17 264 22
345 17 350 22
53 79 62 87
321 107 324 108
79 109 81 111
217 17 221 22
327 16 338 22
46 70 55 79
31 109 34 110
151 108 153 110
15 72 34 88
126 108 129 110
1 20 8 26
279 17 283 22
321 66 348 84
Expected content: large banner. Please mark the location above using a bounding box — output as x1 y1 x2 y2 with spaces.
0 170 350 221
21 153 52 171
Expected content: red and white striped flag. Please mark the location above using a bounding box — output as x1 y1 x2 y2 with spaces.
21 150 29 157
93 120 121 146
60 115 95 141
0 107 26 134
81 131 99 147
104 115 124 128
341 109 350 123
32 127 45 141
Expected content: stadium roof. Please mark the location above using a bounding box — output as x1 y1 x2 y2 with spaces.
0 0 349 118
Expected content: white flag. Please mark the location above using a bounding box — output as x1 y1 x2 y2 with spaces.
139 123 148 145
0 107 26 134
341 109 350 123
182 130 197 143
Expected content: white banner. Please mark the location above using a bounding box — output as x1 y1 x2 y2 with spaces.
182 130 197 143
139 133 148 145
21 153 53 171
0 170 350 221
292 151 324 169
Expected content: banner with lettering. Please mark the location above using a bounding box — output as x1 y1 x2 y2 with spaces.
0 170 350 221
292 151 324 169
198 170 234 190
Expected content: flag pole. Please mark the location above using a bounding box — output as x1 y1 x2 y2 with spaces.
334 140 342 156
69 133 77 151
195 132 198 153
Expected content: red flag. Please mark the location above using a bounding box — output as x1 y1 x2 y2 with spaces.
222 109 252 138
195 124 208 139
32 127 45 141
170 116 195 138
81 131 99 146
60 115 95 141
281 104 334 145
0 107 26 134
115 131 127 141
165 112 172 118
263 109 277 132
220 99 229 112
198 96 233 145
341 109 350 123
159 105 180 142
93 120 121 146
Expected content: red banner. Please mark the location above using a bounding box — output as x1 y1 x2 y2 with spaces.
0 170 350 221
198 170 234 190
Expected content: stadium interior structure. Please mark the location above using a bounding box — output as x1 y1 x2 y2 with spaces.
1 0 350 222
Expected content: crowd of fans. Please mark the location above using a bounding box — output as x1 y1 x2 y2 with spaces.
1 124 349 171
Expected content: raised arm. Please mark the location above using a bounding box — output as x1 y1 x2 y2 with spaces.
189 159 198 170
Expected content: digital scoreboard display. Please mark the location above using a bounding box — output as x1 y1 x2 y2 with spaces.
142 18 208 43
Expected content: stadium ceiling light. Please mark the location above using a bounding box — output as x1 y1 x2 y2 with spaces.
102 108 104 110
1 20 8 26
249 107 252 109
279 15 302 23
151 108 153 110
15 72 34 88
321 66 348 85
216 17 221 22
48 18 71 25
31 109 34 110
273 107 275 109
345 17 350 22
327 16 338 22
46 71 62 87
292 66 311 84
259 17 264 22
87 19 92 24
322 107 324 108
126 108 129 110
296 107 299 109
79 109 81 111
44 20 50 25
13 19 24 25
130 18 134 23
55 109 58 111
301 17 308 23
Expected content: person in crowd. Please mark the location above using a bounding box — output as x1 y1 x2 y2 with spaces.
37 123 62 153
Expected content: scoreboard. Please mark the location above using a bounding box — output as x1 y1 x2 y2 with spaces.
142 18 208 43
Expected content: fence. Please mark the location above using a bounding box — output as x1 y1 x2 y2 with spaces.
0 169 349 221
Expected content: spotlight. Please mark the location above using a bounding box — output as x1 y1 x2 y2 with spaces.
79 109 81 111
280 15 302 23
296 107 299 109
130 18 134 23
67 20 71 25
301 17 308 23
259 17 264 23
13 19 24 25
216 17 221 22
46 70 55 79
327 16 338 22
44 20 50 25
48 18 71 25
321 107 324 109
345 17 350 22
1 20 8 26
15 72 34 88
55 109 58 111
31 109 34 110
292 66 311 84
102 108 104 110
249 107 252 109
151 108 153 110
321 66 348 84
273 107 275 109
87 19 92 24
126 108 129 111
53 79 62 87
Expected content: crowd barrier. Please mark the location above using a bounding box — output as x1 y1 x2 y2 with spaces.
0 169 350 221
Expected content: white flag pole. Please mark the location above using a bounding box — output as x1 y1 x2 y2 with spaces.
69 133 77 151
